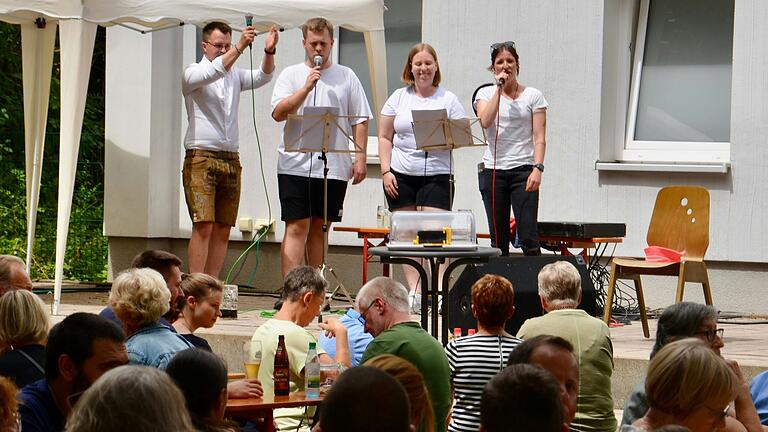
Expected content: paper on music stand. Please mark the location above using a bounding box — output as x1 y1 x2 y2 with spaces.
412 109 477 151
412 109 447 149
447 118 474 148
285 106 349 153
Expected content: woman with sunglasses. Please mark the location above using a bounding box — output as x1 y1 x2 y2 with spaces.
623 338 737 432
621 302 764 432
378 43 466 310
475 41 547 256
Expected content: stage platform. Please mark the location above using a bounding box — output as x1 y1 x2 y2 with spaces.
48 300 768 409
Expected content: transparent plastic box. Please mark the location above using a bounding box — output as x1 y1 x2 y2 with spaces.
388 211 477 250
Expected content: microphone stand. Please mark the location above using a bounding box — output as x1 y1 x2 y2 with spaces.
318 135 355 312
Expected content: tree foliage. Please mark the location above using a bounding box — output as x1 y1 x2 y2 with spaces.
0 22 107 281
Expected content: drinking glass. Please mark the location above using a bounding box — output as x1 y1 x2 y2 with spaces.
244 340 262 379
320 363 342 391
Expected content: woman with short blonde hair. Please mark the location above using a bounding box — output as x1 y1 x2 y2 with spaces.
625 338 737 432
365 354 435 432
0 290 49 387
110 268 170 327
110 268 192 369
65 365 195 432
0 290 48 348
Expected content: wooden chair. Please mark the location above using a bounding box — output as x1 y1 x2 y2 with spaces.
603 186 713 338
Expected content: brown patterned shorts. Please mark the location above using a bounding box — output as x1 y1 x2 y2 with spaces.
182 149 241 226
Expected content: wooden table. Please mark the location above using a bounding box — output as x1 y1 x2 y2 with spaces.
335 226 622 284
226 391 324 432
333 226 390 283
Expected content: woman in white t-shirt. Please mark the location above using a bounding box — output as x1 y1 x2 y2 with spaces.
475 41 547 256
378 43 466 305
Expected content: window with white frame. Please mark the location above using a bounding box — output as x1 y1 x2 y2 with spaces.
624 0 734 164
337 0 422 140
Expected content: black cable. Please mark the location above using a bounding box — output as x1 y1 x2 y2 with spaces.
491 87 502 249
224 40 272 284
423 151 428 197
306 72 319 263
449 151 454 208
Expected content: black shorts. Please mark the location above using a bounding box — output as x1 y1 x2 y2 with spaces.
278 174 348 222
385 169 453 210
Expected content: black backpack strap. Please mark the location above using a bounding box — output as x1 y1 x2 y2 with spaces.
16 348 45 375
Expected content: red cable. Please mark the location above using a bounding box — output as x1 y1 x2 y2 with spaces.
491 88 502 250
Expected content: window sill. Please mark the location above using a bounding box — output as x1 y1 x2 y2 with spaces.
595 161 730 174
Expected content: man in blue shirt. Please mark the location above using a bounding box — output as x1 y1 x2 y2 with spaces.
19 313 128 431
318 308 373 366
750 370 768 425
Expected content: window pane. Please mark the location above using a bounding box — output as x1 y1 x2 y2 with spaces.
339 0 422 135
634 0 733 142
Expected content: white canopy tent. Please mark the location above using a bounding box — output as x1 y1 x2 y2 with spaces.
0 0 387 314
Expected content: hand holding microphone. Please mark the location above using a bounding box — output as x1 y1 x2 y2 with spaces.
237 15 255 53
496 71 508 87
305 54 324 92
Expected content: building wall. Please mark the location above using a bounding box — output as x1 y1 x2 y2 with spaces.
105 1 768 313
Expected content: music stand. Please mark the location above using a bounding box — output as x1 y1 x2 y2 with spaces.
411 109 486 204
285 106 368 310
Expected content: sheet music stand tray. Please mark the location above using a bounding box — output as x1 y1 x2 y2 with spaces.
285 106 368 311
411 109 486 204
411 109 487 152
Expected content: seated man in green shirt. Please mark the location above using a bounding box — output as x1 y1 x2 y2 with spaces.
517 260 616 432
358 277 451 432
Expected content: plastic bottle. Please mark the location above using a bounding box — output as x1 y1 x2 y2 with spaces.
274 335 290 396
304 342 321 398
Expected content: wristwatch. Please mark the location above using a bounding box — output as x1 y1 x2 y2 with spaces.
533 163 545 172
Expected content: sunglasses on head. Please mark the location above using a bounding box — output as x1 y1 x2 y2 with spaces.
490 41 516 53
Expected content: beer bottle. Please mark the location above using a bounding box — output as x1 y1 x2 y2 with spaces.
274 335 290 396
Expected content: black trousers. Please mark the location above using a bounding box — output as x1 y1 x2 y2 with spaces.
478 166 541 256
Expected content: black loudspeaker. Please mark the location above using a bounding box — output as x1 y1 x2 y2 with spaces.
449 255 596 336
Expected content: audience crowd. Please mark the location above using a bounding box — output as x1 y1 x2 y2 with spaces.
2 250 767 432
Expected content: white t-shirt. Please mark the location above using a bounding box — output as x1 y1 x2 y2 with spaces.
182 56 272 151
271 63 372 181
381 86 466 176
475 86 548 170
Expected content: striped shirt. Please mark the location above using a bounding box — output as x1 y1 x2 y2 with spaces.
445 334 522 432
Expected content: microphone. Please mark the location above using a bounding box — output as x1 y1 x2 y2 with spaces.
498 77 505 86
312 55 323 105
244 15 253 49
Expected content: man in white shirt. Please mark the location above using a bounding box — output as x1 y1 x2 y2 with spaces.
182 21 278 277
271 17 371 277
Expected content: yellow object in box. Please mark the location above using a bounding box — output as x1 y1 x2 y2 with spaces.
413 227 453 246
389 211 476 250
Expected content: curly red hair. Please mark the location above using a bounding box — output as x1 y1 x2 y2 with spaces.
0 376 19 429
